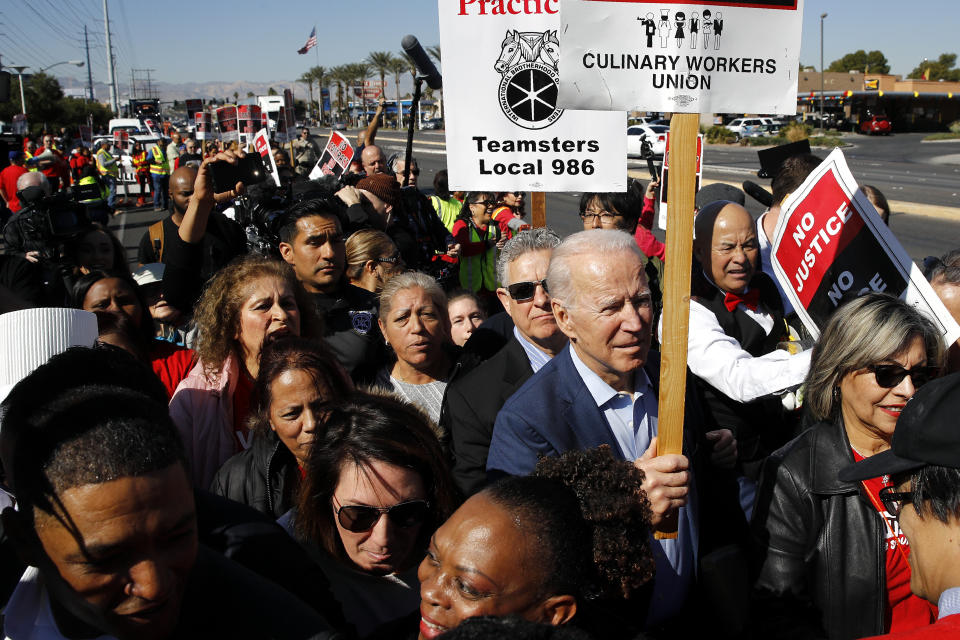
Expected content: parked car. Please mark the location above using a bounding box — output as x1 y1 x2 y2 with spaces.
724 117 767 140
627 124 669 158
860 115 892 135
331 121 348 131
421 118 444 130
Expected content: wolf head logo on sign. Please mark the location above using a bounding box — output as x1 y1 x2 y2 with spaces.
495 29 563 129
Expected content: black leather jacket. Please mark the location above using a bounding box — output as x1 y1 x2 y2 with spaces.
750 417 885 640
211 432 298 520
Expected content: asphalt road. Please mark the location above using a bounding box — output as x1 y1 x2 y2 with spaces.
110 129 960 267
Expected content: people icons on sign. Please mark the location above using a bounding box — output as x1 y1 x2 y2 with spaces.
640 8 726 50
702 9 713 49
658 9 671 48
637 12 658 48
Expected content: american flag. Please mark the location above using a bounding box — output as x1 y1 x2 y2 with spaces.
297 27 317 55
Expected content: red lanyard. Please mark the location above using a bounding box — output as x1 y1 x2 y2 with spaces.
861 480 911 567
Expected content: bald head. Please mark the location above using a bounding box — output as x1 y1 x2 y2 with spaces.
693 201 759 294
16 171 51 196
361 145 386 175
169 167 198 217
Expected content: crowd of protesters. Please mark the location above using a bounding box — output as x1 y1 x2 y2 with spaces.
1 106 960 640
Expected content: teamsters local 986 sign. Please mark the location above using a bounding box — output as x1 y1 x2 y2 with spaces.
439 0 627 191
558 0 805 114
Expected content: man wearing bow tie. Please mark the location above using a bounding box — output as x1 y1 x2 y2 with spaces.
665 200 811 515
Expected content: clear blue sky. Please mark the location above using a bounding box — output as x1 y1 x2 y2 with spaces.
1 0 954 87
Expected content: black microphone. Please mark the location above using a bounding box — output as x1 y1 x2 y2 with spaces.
742 180 774 208
401 35 442 90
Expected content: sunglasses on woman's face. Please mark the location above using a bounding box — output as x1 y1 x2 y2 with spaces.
334 499 430 533
867 363 938 389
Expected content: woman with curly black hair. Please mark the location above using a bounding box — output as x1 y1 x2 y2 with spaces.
414 446 654 640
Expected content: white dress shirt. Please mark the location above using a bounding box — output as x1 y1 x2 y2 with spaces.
568 347 698 625
658 295 811 403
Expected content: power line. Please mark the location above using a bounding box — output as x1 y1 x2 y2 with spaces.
18 0 75 42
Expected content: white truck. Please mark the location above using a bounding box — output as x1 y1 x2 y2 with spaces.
257 96 284 133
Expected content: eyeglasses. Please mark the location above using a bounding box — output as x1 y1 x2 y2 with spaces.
507 279 548 301
334 498 430 533
580 210 620 223
867 364 938 389
879 486 914 518
509 191 525 198
471 199 496 208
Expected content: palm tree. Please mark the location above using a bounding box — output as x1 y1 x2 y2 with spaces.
347 62 372 123
329 65 349 118
366 51 395 99
426 45 443 119
298 70 315 121
399 51 420 127
310 65 327 123
387 56 407 129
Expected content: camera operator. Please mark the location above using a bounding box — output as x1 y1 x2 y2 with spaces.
2 173 130 306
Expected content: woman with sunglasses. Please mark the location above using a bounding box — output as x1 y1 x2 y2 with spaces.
752 293 945 640
492 191 527 240
345 229 406 294
211 336 353 518
452 192 506 309
291 391 458 638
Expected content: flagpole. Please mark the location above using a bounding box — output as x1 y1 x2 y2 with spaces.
315 27 321 125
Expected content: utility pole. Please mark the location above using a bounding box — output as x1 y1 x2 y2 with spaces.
130 68 137 99
84 25 95 101
144 69 155 99
103 0 119 114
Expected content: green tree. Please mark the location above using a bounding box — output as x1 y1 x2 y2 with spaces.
826 50 890 74
310 65 327 122
367 51 396 100
387 56 407 129
329 65 349 116
246 91 255 98
907 53 960 81
427 45 443 119
267 87 278 96
298 69 316 120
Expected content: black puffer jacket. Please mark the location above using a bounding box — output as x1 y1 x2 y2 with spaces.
211 432 299 519
750 417 885 640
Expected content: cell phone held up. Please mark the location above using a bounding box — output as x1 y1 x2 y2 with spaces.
209 155 268 193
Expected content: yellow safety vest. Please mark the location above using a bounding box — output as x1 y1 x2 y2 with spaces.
430 195 462 233
149 145 169 175
95 148 119 178
78 175 108 203
458 221 498 293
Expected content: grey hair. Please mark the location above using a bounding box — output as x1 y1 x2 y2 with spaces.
495 227 562 286
391 155 418 174
379 271 448 318
926 249 960 287
804 293 945 422
546 229 644 308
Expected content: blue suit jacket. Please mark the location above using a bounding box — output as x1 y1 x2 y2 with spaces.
487 345 701 477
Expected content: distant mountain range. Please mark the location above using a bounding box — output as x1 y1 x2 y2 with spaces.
57 77 314 103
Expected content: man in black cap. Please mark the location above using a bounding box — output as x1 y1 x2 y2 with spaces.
840 373 960 639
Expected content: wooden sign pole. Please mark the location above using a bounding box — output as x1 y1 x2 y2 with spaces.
531 192 546 228
654 112 699 540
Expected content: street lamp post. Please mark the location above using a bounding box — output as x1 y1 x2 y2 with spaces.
8 66 28 115
2 61 85 115
820 12 827 134
40 60 85 74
